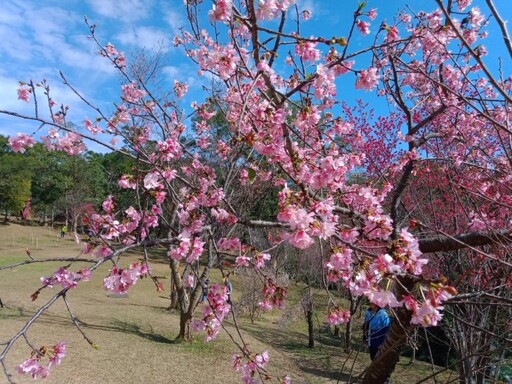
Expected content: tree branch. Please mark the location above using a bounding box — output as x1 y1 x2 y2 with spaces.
418 229 512 253
485 0 512 59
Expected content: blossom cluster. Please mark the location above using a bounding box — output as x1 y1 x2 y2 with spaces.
231 350 270 384
101 42 126 69
17 341 67 379
259 280 287 310
17 85 31 102
40 267 91 291
103 262 149 294
8 133 36 153
191 283 231 341
326 306 351 325
86 196 161 245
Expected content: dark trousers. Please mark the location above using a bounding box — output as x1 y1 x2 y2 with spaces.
369 345 380 360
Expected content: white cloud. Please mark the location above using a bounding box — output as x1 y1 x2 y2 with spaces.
0 75 34 114
162 7 186 32
115 26 171 51
0 1 26 26
86 0 151 22
0 0 201 143
163 66 180 79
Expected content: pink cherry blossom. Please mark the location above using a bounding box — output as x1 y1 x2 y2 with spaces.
118 175 137 189
254 252 271 269
102 195 115 213
402 294 419 312
411 301 444 326
254 350 269 368
40 267 89 290
468 7 485 27
173 80 189 98
17 86 30 102
48 341 67 367
355 67 380 90
232 350 271 384
400 12 412 23
217 237 242 251
256 0 279 20
356 20 371 35
144 172 162 190
295 40 321 62
17 358 49 379
208 0 233 22
235 256 250 267
83 119 102 134
192 284 231 341
121 81 146 103
385 25 400 42
326 306 351 325
8 133 36 153
103 42 118 56
328 248 353 270
168 237 205 262
17 341 66 379
259 280 287 310
368 289 401 308
103 262 149 294
94 244 113 258
286 229 315 249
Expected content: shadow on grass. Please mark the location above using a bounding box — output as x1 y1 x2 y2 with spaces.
97 319 177 344
0 305 30 320
76 295 170 313
241 322 364 383
1 305 176 345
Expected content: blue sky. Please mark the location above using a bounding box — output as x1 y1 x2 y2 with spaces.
1 0 511 151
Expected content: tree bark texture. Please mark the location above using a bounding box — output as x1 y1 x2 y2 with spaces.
363 277 414 384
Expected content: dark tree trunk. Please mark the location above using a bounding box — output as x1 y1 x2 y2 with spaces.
458 358 473 384
344 294 358 353
302 286 314 348
363 277 415 384
307 308 314 348
344 317 353 353
408 329 417 365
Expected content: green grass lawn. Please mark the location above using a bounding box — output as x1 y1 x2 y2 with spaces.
0 222 456 384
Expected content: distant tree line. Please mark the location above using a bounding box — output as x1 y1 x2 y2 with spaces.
0 135 135 230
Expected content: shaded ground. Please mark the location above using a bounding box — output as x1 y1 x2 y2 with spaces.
0 222 453 383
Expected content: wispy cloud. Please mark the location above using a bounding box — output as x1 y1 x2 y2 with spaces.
86 0 151 23
115 26 171 51
162 7 187 31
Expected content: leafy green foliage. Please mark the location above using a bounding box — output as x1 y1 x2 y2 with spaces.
0 142 32 220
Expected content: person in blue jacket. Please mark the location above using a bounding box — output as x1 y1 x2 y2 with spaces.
363 303 391 360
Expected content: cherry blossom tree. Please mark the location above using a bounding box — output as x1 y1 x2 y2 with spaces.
1 0 512 383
